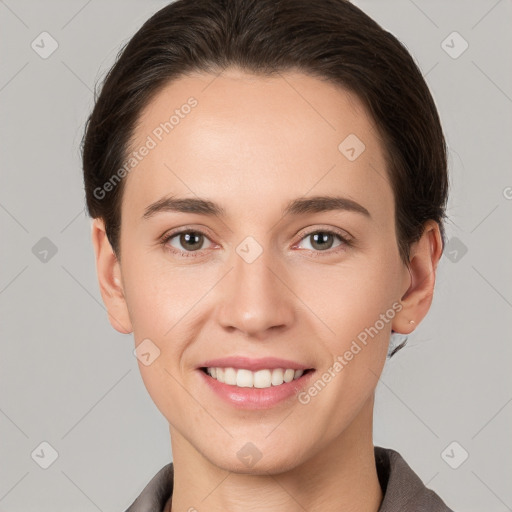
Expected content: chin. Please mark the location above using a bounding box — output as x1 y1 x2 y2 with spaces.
204 442 308 476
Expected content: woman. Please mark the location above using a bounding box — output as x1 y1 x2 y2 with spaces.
82 0 453 510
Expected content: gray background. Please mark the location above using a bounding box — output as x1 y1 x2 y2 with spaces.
1 0 511 510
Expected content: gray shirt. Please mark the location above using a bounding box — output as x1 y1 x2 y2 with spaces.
124 445 454 511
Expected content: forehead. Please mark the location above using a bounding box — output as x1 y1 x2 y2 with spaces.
123 69 393 224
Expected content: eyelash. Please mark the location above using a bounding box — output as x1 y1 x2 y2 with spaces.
159 226 353 259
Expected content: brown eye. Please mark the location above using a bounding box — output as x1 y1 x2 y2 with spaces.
309 232 336 251
297 230 348 253
165 230 213 254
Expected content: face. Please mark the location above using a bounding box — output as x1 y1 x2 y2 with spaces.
97 69 418 474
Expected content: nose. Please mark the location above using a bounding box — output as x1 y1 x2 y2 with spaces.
216 246 295 338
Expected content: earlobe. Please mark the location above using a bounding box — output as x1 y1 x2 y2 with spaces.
392 220 443 335
90 218 133 334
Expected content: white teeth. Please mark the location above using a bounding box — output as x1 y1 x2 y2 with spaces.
236 369 253 388
283 368 295 383
271 368 284 385
224 367 237 385
205 367 307 388
253 369 272 388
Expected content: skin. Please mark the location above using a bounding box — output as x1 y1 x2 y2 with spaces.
91 68 443 512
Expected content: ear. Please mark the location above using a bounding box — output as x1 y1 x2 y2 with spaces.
90 218 133 334
392 220 444 335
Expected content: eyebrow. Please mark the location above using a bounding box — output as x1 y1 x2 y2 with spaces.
142 194 371 220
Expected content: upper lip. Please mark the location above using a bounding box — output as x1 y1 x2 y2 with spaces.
198 356 313 372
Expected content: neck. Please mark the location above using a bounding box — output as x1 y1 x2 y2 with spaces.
167 396 383 512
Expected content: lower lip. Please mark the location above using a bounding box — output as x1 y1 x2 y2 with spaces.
197 368 316 409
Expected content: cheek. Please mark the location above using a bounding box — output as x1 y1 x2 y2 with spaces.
293 253 401 405
294 255 400 337
122 256 207 337
123 260 202 414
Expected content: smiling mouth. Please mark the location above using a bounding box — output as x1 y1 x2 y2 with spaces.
200 367 314 389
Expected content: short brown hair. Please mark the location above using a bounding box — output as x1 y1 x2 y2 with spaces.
82 0 448 268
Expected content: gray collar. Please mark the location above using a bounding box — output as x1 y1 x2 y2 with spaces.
124 446 454 511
